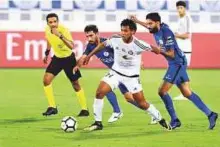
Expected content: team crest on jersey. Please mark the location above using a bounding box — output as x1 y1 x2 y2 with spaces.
159 40 163 45
128 50 134 55
103 51 109 57
115 47 119 50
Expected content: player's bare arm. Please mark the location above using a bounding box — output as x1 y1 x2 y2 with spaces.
43 40 52 64
160 49 175 58
77 55 87 67
51 28 74 49
175 32 190 39
150 45 161 54
73 55 87 73
83 42 105 65
130 15 148 28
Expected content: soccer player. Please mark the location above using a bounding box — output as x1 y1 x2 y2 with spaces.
130 13 218 129
77 24 124 123
42 13 89 117
82 19 171 131
173 1 193 101
76 25 156 123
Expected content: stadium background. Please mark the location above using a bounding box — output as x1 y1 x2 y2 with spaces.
0 0 220 68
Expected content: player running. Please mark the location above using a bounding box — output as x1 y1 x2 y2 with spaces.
42 13 89 117
130 12 218 130
82 19 171 131
75 24 158 123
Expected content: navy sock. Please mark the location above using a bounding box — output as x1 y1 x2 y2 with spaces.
106 91 121 113
188 92 212 116
160 93 178 121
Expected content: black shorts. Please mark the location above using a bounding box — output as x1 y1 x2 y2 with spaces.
46 53 81 81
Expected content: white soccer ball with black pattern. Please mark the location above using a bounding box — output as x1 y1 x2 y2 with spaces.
61 116 78 132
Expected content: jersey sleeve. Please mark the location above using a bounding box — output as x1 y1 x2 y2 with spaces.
163 28 175 50
63 28 73 41
186 15 192 34
134 39 152 52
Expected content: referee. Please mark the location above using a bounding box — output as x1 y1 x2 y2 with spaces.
42 13 89 117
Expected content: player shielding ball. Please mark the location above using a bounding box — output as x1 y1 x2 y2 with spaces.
82 19 171 131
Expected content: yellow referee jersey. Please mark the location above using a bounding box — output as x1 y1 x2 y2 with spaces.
45 24 73 58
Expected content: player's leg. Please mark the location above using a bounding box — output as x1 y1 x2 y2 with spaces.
106 91 123 123
178 77 218 129
84 71 119 131
132 91 171 130
42 56 62 116
174 53 191 101
119 82 157 124
123 77 171 130
159 65 181 129
119 83 140 108
63 53 89 117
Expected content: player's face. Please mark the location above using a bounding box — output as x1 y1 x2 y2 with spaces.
177 6 186 16
120 26 135 42
47 17 58 28
146 19 159 34
85 31 98 44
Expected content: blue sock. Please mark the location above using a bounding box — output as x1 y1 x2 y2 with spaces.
188 92 212 116
127 100 145 110
106 91 121 113
160 93 178 121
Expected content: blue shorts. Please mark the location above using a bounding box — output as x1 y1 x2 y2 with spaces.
118 83 129 94
163 64 189 86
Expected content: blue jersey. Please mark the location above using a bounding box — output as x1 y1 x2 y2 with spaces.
153 23 187 65
83 38 114 68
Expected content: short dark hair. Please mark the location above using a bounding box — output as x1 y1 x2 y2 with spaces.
121 19 137 31
146 12 161 22
176 1 186 8
46 13 59 22
84 25 99 33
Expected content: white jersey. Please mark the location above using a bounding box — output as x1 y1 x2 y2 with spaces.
176 14 192 52
104 35 152 76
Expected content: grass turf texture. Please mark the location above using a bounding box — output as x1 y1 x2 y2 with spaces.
0 69 219 147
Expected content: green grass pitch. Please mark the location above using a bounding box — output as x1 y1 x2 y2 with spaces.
0 69 219 147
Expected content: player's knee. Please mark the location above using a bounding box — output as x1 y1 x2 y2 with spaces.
43 77 51 86
95 89 105 99
182 90 192 98
138 101 149 110
71 81 81 91
124 94 133 102
158 89 166 97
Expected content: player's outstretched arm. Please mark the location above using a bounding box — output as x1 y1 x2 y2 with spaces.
130 15 148 28
73 55 87 73
150 45 161 54
83 42 105 65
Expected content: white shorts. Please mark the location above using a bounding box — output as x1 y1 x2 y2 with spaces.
184 53 191 66
101 70 142 94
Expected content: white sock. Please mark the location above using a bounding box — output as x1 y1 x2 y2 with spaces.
93 98 104 122
146 104 162 121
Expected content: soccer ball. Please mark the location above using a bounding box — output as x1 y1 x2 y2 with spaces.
60 116 78 132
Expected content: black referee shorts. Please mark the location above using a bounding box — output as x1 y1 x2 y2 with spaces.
46 53 81 82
